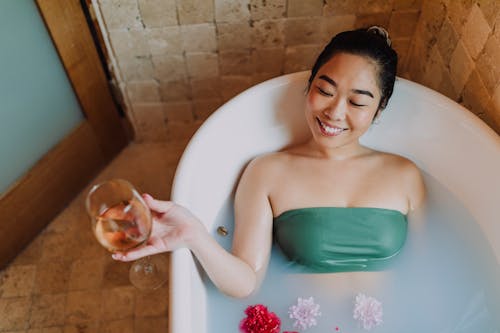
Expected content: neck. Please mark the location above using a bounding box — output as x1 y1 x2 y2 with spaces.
305 139 368 160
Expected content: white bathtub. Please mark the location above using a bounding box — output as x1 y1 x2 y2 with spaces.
170 71 500 332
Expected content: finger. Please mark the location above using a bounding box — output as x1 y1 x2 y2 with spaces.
111 244 161 262
142 193 175 213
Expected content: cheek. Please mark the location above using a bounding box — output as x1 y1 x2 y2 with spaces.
306 92 324 113
352 108 377 128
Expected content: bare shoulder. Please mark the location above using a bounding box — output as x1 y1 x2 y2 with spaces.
242 152 291 182
376 151 426 211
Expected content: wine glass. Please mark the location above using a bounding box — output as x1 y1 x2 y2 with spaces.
85 178 167 290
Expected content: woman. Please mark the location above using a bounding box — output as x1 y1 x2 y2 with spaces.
113 27 425 298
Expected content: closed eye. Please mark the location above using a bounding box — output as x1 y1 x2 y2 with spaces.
350 100 366 107
317 86 333 97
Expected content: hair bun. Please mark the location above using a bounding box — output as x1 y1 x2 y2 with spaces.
367 26 392 47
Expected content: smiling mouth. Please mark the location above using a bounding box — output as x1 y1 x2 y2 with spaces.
316 117 348 136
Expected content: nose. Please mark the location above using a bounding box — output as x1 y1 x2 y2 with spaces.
323 98 346 121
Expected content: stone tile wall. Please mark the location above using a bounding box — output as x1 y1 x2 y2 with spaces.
407 0 500 133
94 0 421 142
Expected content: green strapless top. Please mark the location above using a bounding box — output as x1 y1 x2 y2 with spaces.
273 207 408 272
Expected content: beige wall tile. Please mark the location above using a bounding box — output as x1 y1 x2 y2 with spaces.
439 68 461 100
99 0 143 30
321 15 356 43
68 258 104 291
422 45 445 90
389 10 420 38
65 291 101 325
0 297 31 331
406 35 427 82
219 50 254 75
116 56 155 81
0 265 36 298
354 12 391 29
357 0 394 14
449 41 475 94
135 285 169 317
250 0 286 20
394 0 422 10
160 80 192 102
476 34 500 94
101 287 135 320
215 0 250 23
34 261 70 295
137 0 177 27
109 29 149 58
446 0 475 36
129 104 168 142
252 48 284 74
146 27 182 55
490 84 500 131
419 0 446 46
461 4 491 59
27 327 64 333
99 318 134 333
252 72 280 84
166 121 203 144
30 294 65 328
216 22 252 50
190 77 222 99
323 0 358 16
221 75 254 101
181 24 217 52
477 0 500 28
152 54 187 82
177 0 214 24
288 0 323 17
193 98 223 120
63 322 98 333
134 316 168 333
186 53 219 79
126 81 161 103
437 17 459 65
164 101 195 122
391 38 411 74
251 19 285 48
285 18 323 46
493 10 500 41
492 83 500 113
284 45 323 73
462 70 491 116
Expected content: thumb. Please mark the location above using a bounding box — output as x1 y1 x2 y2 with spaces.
142 193 175 213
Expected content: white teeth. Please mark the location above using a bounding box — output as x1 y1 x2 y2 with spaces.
319 120 344 134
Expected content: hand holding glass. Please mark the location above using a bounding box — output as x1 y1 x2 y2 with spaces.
85 179 167 290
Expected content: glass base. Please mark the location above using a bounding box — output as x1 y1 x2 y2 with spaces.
129 254 168 290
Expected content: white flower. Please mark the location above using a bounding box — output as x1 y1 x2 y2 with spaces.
288 296 321 330
353 293 383 330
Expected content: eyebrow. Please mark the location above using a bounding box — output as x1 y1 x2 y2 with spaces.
318 75 374 99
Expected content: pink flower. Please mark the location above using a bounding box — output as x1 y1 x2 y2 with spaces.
240 304 281 333
288 297 321 330
353 293 383 330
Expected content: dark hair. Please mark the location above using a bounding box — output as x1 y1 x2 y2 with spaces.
308 27 398 115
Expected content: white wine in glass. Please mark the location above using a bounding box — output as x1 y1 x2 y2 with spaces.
86 179 167 290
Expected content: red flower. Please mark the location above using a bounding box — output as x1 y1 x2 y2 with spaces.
240 304 281 333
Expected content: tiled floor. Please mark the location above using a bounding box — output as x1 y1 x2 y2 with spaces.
0 141 189 333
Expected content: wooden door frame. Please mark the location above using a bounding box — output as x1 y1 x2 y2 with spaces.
0 0 129 268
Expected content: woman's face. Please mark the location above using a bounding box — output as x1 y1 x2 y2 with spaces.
306 52 382 151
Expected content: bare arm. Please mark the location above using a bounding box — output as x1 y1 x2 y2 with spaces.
113 157 274 298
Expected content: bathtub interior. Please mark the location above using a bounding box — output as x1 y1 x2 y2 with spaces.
170 72 500 332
